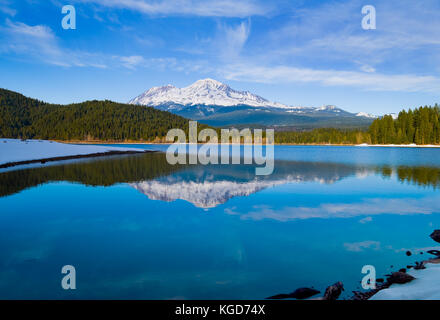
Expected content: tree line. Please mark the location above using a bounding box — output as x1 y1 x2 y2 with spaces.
275 105 440 145
369 105 440 144
0 88 200 141
1 88 439 145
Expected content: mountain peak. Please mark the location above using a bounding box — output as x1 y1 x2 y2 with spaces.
316 105 341 111
129 79 288 108
191 78 225 87
142 84 175 95
356 112 378 119
128 80 376 125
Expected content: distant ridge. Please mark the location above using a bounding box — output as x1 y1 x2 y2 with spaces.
129 79 377 128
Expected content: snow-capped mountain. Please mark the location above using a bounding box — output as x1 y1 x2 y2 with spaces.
130 160 364 208
356 112 378 119
129 78 288 108
129 79 376 128
130 179 287 209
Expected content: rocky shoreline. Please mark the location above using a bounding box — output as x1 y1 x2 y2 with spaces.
266 230 440 301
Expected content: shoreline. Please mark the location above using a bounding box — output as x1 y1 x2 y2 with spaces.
58 140 440 148
353 230 440 300
0 150 149 169
266 230 440 301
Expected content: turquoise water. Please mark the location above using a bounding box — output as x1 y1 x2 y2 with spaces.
0 146 440 299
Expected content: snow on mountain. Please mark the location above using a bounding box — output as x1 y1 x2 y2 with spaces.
129 79 376 125
316 105 341 112
356 112 378 119
129 78 289 109
130 179 284 208
130 174 343 209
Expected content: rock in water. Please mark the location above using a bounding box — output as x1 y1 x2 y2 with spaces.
289 288 320 300
323 282 344 300
427 250 440 257
266 287 320 300
386 272 415 284
266 293 291 300
414 262 426 270
430 230 440 243
406 251 412 256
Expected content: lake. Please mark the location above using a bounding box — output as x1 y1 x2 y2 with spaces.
0 145 439 299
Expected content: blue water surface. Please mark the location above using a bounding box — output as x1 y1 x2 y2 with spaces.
0 145 439 299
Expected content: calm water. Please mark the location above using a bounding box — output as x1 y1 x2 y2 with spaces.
0 145 440 299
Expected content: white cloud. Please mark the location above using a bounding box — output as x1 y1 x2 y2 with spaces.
0 0 16 16
200 0 440 93
5 20 53 39
79 0 270 17
0 19 67 65
359 216 373 224
221 63 440 93
118 55 145 69
358 64 376 73
216 20 251 60
261 0 440 61
344 241 380 252
0 5 16 16
0 20 154 70
236 196 440 222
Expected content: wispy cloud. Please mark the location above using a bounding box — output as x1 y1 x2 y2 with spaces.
0 19 68 66
0 0 16 16
344 241 381 252
231 196 440 222
204 0 440 93
79 0 271 17
123 0 440 94
216 20 251 60
359 216 373 224
0 20 154 70
118 55 145 69
176 19 251 62
260 0 440 63
220 63 440 93
4 0 440 102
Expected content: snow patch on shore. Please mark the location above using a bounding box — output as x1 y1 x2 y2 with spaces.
356 143 440 148
370 262 440 300
0 139 144 165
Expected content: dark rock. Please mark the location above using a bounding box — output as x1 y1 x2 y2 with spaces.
407 265 413 269
266 293 291 299
430 230 440 243
399 268 406 273
427 250 440 257
323 281 344 301
386 272 415 284
376 278 384 283
289 287 320 300
406 250 412 256
266 287 320 300
414 261 426 270
351 282 391 300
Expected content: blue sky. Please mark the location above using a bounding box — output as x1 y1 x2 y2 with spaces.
1 0 440 114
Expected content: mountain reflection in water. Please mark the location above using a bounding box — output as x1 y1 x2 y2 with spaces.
1 152 439 208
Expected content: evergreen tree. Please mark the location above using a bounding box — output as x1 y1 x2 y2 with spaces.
1 88 439 145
